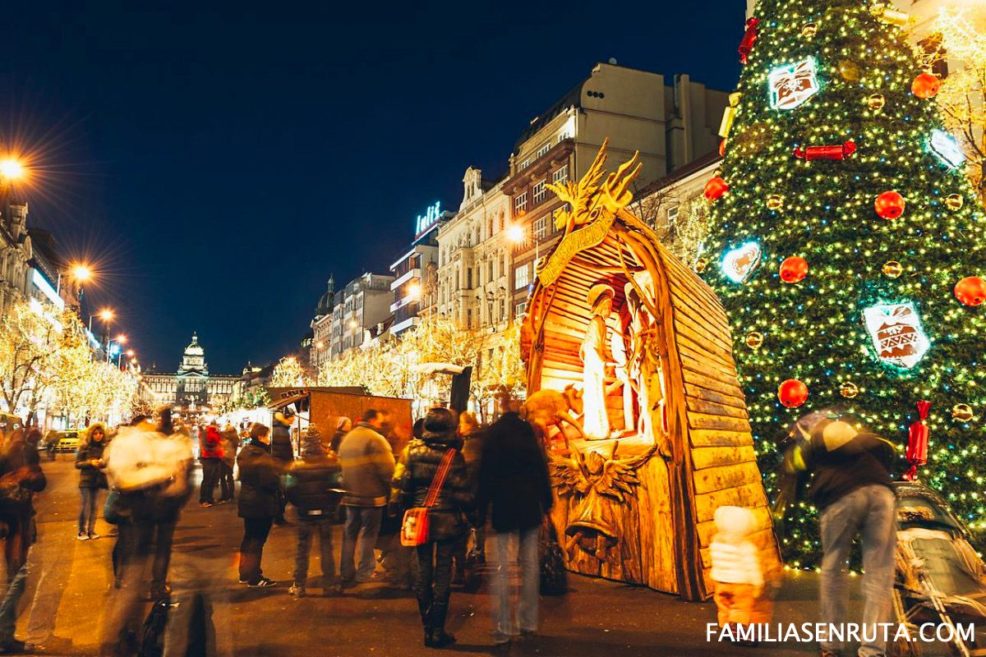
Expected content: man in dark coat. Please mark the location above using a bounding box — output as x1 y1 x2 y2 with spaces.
237 423 282 587
0 428 46 654
284 424 342 597
477 399 553 645
270 409 296 524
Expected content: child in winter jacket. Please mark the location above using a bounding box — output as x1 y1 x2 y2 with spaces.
710 506 773 632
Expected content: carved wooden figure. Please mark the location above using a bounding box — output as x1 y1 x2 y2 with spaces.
524 140 781 601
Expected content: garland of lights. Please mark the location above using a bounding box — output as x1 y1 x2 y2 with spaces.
701 0 986 567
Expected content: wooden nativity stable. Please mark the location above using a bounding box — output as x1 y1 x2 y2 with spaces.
520 143 781 601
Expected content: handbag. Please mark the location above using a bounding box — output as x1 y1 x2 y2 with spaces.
400 448 456 547
540 520 568 596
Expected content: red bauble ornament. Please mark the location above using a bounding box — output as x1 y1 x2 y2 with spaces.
779 256 809 283
778 379 809 408
738 17 760 65
904 401 930 481
704 176 729 201
954 276 986 307
875 191 906 220
911 73 941 99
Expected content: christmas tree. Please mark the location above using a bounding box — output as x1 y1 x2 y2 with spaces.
703 0 986 566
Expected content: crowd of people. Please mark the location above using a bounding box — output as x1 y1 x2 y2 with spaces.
0 395 909 657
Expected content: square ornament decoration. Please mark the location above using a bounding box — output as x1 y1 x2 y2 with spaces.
863 302 930 370
722 241 763 284
768 57 820 110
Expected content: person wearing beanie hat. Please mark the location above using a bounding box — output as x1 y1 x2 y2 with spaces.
392 407 473 648
284 422 343 597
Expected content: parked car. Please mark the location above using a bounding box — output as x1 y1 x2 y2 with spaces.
53 429 82 453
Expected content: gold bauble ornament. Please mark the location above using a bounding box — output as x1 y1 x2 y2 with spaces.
766 194 785 211
801 22 818 38
838 59 862 82
745 332 764 349
882 261 903 279
866 93 886 112
695 258 709 274
839 382 859 399
945 194 963 211
952 404 974 422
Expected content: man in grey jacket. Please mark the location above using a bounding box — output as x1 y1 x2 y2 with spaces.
337 409 395 585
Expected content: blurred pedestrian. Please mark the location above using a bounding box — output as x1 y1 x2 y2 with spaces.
452 411 484 586
337 409 395 587
478 397 553 645
218 423 239 503
786 415 896 657
710 506 773 637
393 407 472 648
198 422 223 508
236 423 281 587
329 417 351 453
271 409 296 524
76 422 109 540
284 424 342 598
0 427 46 654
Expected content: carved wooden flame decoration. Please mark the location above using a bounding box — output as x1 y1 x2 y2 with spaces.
546 138 642 236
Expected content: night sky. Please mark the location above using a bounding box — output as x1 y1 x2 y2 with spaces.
2 1 744 374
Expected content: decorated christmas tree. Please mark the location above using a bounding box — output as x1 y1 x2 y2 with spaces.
703 0 986 565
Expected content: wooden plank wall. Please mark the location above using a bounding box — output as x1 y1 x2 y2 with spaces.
659 250 783 595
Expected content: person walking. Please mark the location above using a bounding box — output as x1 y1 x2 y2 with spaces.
198 422 224 508
270 409 295 524
237 423 281 587
786 415 897 657
478 399 553 645
0 428 46 654
337 409 395 587
284 424 343 598
76 422 109 540
393 407 472 649
218 423 239 503
330 417 352 454
453 411 484 586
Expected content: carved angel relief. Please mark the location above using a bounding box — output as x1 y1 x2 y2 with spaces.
552 442 658 561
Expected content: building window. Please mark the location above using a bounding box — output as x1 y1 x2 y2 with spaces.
536 143 550 159
514 263 529 290
467 267 473 290
515 301 527 318
552 165 568 184
532 180 546 205
514 192 527 214
534 216 549 240
667 205 680 224
520 158 531 171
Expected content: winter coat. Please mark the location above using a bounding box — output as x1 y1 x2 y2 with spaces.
104 428 194 523
200 426 224 460
337 423 395 507
329 429 348 454
710 507 763 587
75 440 108 489
0 436 47 523
220 428 239 468
477 412 552 533
270 414 294 463
392 429 472 542
797 421 896 510
237 441 283 519
284 455 343 520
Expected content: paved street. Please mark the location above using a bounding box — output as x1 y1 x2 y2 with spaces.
5 460 894 657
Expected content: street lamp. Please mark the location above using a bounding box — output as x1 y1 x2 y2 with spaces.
0 158 25 182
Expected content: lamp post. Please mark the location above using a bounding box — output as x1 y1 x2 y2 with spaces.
56 263 93 304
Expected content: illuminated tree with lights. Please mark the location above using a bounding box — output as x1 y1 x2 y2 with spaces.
270 356 311 388
703 0 986 564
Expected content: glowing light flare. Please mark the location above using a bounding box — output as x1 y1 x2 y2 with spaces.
0 158 25 181
506 224 525 243
70 263 93 283
99 308 115 322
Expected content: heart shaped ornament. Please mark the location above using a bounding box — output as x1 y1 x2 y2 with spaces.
722 241 763 284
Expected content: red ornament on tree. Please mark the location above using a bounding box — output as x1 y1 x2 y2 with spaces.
794 140 857 161
905 401 931 481
875 191 906 220
779 256 809 283
778 379 808 408
954 276 986 306
704 176 730 201
738 17 760 64
911 73 941 99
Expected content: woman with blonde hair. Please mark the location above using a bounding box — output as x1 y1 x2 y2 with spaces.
75 423 109 540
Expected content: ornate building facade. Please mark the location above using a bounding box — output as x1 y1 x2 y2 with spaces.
140 333 239 415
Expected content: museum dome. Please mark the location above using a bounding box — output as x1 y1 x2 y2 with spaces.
315 275 335 318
